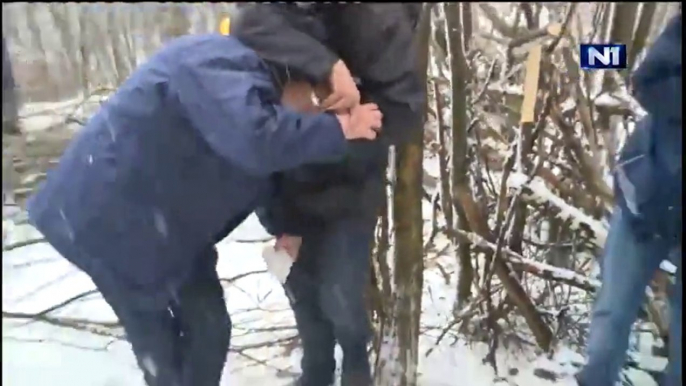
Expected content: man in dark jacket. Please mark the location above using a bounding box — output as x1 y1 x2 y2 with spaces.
26 33 383 386
575 14 681 386
232 4 424 385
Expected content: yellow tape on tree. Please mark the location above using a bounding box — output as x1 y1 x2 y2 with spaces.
219 17 231 36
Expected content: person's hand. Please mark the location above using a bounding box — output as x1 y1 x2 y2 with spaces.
321 60 361 112
336 103 383 140
275 234 302 261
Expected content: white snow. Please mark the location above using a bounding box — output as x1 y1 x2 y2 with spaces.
2 100 665 386
508 173 608 247
3 213 590 386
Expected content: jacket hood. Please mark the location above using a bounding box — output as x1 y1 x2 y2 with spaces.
631 14 682 123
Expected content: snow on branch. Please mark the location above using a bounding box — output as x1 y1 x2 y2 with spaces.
508 172 608 247
452 229 601 292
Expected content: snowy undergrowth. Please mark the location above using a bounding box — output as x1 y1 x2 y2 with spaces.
2 112 661 386
3 211 590 386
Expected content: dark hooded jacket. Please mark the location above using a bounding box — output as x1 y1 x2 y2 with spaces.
232 3 425 234
26 34 348 305
615 14 682 244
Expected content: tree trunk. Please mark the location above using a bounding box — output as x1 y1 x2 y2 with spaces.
374 4 430 385
445 2 474 309
388 137 424 386
78 10 90 93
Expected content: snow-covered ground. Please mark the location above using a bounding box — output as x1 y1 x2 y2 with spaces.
3 212 593 386
2 103 665 386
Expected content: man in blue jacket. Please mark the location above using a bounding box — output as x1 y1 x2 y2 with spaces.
575 14 681 386
232 4 424 386
26 33 383 386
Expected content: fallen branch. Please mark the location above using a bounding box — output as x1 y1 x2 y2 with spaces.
229 237 274 244
27 289 100 320
3 311 122 334
3 237 47 252
450 228 601 292
3 335 116 352
4 310 302 367
508 173 608 247
219 270 268 286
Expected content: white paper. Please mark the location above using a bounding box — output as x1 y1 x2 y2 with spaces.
261 245 294 284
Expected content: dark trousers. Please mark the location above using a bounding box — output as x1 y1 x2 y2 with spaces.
285 217 376 386
90 248 230 386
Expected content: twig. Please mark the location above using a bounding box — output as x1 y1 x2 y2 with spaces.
229 237 274 244
26 289 100 320
219 270 268 286
545 3 577 54
3 335 116 352
3 237 47 251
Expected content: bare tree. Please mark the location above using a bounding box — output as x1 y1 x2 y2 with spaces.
374 5 431 385
2 3 678 385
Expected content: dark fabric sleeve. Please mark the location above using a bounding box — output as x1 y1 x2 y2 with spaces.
328 4 426 145
631 14 682 123
257 168 384 234
231 4 340 84
172 52 347 177
255 173 323 236
255 205 289 237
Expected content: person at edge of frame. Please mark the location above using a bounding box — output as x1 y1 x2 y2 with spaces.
571 13 682 386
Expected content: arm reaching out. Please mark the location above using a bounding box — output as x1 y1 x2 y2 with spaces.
232 4 361 111
172 50 347 177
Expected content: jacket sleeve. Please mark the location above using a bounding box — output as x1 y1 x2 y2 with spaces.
257 166 385 234
256 185 367 236
631 14 682 123
331 4 426 145
255 174 315 236
255 191 345 237
172 57 347 177
364 88 424 145
255 204 290 236
231 4 339 84
255 198 325 237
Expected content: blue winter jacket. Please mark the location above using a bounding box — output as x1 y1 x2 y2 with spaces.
26 34 347 305
615 15 682 244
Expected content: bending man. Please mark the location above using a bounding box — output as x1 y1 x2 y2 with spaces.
26 33 382 386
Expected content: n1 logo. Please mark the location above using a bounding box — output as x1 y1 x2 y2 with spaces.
579 44 627 70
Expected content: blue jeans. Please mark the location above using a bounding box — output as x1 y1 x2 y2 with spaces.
284 217 375 386
577 208 682 386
